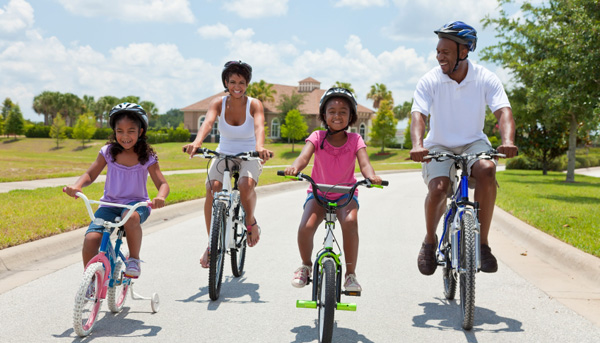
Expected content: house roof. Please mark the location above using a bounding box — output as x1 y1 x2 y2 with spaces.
181 80 374 115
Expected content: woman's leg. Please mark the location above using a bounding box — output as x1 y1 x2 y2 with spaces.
239 176 259 246
201 180 222 267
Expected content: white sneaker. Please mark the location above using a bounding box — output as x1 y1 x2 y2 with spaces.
124 258 141 279
291 265 311 288
344 274 362 292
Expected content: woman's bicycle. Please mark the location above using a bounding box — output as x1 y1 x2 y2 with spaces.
425 149 505 330
277 171 388 343
188 147 264 301
68 191 159 337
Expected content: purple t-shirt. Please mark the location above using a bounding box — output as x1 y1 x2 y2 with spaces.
306 131 367 200
99 144 156 207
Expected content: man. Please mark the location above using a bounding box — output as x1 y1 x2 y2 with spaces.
409 21 518 276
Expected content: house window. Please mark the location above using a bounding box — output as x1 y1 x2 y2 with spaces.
360 124 366 140
271 118 281 138
199 115 219 135
198 115 205 130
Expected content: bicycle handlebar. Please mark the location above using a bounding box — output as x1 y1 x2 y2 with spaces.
276 171 388 209
64 188 151 229
184 147 272 160
423 149 506 162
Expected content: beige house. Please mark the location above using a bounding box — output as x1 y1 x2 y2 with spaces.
182 77 375 142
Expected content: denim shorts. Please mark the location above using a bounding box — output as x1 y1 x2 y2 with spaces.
303 193 359 210
86 201 150 234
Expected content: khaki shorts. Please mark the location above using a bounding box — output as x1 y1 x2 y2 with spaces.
206 157 263 185
422 139 497 186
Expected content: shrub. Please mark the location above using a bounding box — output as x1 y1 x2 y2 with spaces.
92 128 112 140
64 127 74 139
25 124 51 138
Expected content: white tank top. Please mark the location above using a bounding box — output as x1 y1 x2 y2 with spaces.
216 95 256 155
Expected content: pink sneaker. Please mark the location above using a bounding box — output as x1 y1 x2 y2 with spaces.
291 265 311 288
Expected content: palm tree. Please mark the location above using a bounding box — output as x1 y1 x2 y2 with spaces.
96 95 120 127
33 91 60 125
247 80 276 103
333 81 355 94
366 83 393 109
140 100 159 122
57 93 84 126
393 100 413 120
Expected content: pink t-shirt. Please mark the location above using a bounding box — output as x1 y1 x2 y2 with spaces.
99 144 157 207
306 131 367 200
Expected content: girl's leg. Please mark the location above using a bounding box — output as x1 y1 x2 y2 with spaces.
82 232 103 267
337 200 359 276
298 199 325 266
239 176 259 247
201 180 222 267
123 211 142 259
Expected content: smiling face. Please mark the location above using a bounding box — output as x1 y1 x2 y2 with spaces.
324 97 351 131
436 37 468 75
114 116 142 150
225 73 248 98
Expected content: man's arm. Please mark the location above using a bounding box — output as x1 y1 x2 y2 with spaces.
494 107 518 158
409 111 429 162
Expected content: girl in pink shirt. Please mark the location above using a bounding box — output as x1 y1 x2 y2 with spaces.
284 88 382 292
65 103 170 279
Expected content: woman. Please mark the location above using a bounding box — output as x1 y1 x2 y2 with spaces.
183 60 273 268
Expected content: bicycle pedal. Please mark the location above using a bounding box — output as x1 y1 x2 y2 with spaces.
337 302 357 311
342 290 361 297
296 300 317 309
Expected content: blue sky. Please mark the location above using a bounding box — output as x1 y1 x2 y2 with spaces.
0 0 526 122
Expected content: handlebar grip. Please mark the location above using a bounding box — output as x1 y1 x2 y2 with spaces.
381 181 389 186
277 170 285 176
251 151 260 157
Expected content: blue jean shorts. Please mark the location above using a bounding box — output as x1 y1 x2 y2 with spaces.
304 193 359 210
86 202 150 234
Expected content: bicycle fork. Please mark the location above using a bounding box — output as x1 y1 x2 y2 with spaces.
450 207 481 272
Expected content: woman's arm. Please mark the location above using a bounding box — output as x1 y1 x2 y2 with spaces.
182 97 222 157
148 162 170 209
251 99 272 161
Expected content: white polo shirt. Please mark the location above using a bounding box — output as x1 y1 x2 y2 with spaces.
411 59 511 149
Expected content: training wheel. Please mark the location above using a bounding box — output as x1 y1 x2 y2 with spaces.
151 292 160 313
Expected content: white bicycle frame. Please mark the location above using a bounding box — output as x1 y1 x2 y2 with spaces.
210 165 242 250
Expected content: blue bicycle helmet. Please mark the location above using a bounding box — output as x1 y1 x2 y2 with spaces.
108 102 149 132
434 21 477 52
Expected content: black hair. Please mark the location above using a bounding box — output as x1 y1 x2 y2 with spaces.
106 112 157 165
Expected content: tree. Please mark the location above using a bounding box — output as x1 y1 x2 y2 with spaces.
393 100 412 120
277 91 305 118
281 109 308 152
247 80 276 103
139 100 159 121
32 91 60 125
1 98 15 136
120 95 141 104
73 113 97 148
369 100 398 152
96 95 120 127
56 93 84 127
366 83 393 109
482 0 600 182
332 82 355 94
4 104 25 138
50 113 67 149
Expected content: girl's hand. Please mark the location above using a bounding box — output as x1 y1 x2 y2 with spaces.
284 166 299 176
182 142 202 158
63 185 81 198
368 175 383 185
151 197 165 209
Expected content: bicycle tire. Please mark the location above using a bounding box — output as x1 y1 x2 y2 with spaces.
209 201 227 301
231 205 247 277
459 211 477 330
107 260 129 313
318 259 336 343
442 208 457 300
73 262 104 337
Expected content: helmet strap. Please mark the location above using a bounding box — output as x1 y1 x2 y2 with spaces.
320 126 348 149
452 43 468 73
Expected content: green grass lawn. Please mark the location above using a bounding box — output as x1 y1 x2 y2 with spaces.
496 170 600 257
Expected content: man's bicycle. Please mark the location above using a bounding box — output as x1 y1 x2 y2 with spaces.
188 147 264 301
278 171 388 343
425 149 504 330
68 191 159 337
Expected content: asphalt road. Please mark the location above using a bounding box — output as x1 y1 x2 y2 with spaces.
0 172 599 342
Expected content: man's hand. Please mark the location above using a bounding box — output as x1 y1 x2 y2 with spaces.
497 144 518 158
410 146 430 162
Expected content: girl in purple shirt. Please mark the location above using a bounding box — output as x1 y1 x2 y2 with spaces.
65 103 170 279
284 88 382 292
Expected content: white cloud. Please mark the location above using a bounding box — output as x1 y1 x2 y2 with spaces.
334 0 387 9
57 0 195 23
223 0 288 18
197 23 232 39
0 0 34 34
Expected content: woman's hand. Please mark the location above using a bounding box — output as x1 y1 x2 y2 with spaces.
182 142 202 158
256 146 273 163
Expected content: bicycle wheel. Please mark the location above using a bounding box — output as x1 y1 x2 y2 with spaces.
73 262 104 337
107 260 129 313
209 201 227 301
231 205 247 277
317 259 336 343
459 211 477 330
442 209 457 300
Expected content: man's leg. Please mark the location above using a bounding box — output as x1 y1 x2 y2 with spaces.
418 176 449 275
471 159 498 272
